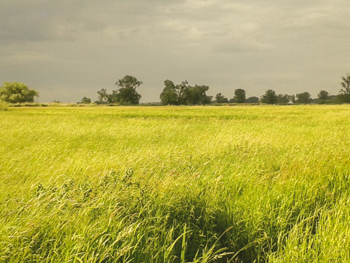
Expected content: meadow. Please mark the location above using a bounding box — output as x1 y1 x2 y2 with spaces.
1 105 350 262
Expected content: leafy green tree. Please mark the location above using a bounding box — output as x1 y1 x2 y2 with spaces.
276 94 291 104
160 80 179 105
97 88 110 103
114 75 142 105
260 89 277 104
81 97 91 104
338 74 350 103
318 90 329 100
214 93 229 103
289 94 296 103
340 74 350 94
176 81 189 105
233 89 246 103
245 96 259 103
97 75 142 105
296 92 311 104
182 85 212 105
0 82 39 103
317 90 330 104
160 80 212 105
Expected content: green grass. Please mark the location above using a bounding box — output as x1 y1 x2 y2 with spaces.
1 105 350 262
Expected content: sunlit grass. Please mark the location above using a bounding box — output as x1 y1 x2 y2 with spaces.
1 105 350 262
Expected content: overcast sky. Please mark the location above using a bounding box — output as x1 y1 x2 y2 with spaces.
1 0 350 103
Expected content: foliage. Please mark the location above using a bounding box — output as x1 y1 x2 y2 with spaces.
276 94 294 104
97 75 142 105
182 85 212 105
296 92 312 104
276 94 289 104
214 93 229 103
260 89 277 104
0 82 39 103
160 80 179 105
0 101 8 111
340 74 350 94
81 97 91 104
160 80 212 105
318 90 329 100
338 74 350 103
233 89 246 103
115 75 142 105
245 96 259 103
97 88 109 103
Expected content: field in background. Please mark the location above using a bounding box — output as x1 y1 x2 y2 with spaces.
1 106 350 262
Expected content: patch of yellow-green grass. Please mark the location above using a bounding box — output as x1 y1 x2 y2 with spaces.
1 105 350 262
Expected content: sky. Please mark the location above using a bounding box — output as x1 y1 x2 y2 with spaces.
1 0 350 103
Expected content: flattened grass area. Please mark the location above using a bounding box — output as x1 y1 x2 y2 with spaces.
1 105 350 262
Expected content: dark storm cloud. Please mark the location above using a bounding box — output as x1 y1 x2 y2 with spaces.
0 0 350 102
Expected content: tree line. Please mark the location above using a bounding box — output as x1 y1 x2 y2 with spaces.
1 74 350 105
93 74 350 105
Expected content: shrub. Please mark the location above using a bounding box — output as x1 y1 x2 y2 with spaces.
0 101 8 111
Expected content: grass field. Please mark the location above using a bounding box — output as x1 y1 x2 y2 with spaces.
1 105 350 262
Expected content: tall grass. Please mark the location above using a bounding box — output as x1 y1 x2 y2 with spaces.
1 106 350 262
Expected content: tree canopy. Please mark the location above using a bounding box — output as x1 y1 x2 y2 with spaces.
214 93 229 103
338 74 350 103
93 73 350 106
260 89 277 104
160 80 212 105
81 97 91 104
159 80 179 105
233 89 246 103
97 75 142 105
318 90 329 100
276 94 290 104
0 82 39 103
245 96 259 103
296 92 311 104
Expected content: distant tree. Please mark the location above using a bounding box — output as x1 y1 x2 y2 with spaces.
233 89 246 103
160 80 212 105
289 94 296 103
338 74 350 103
214 93 229 103
116 75 143 90
81 97 91 104
245 96 259 103
296 92 311 104
97 88 110 103
340 74 350 94
318 90 329 100
182 85 212 105
276 94 289 104
114 75 142 104
160 80 179 105
260 89 277 104
0 82 39 103
276 94 294 104
176 81 189 105
97 75 142 105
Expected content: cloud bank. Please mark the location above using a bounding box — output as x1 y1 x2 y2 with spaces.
1 0 349 102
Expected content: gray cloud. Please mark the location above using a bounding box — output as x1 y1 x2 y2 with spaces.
0 0 349 102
